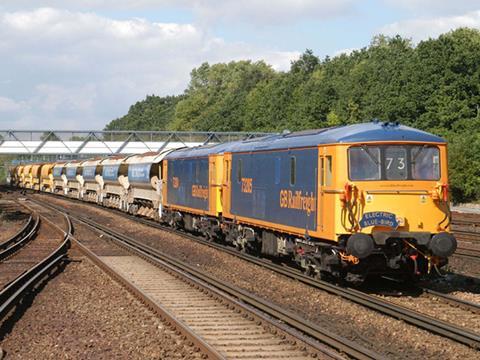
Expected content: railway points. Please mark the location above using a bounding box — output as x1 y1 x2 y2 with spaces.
0 200 69 325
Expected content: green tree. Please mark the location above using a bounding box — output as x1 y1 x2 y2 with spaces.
105 95 182 131
172 61 275 131
448 130 480 203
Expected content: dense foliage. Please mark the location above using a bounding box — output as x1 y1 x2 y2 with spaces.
105 95 182 131
105 28 480 203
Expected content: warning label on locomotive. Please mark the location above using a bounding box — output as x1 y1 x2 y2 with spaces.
359 211 398 229
279 190 316 215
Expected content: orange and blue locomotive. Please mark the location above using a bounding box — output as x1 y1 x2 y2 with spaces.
162 121 456 281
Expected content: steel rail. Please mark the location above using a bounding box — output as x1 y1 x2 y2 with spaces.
101 210 480 349
449 227 480 258
452 219 480 227
40 218 226 360
24 197 232 359
0 212 40 261
421 288 480 314
150 225 480 349
30 192 480 349
453 229 480 237
32 197 382 360
0 213 70 321
453 248 480 260
0 214 34 251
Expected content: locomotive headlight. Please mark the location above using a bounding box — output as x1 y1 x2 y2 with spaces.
395 216 405 227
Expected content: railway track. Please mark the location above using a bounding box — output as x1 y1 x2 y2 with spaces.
0 200 34 245
0 208 38 260
29 197 384 360
451 216 480 259
373 288 480 337
453 247 480 260
0 201 70 323
28 192 480 351
420 287 480 315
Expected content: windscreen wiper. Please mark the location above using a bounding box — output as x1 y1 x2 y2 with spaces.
412 144 427 164
361 145 380 165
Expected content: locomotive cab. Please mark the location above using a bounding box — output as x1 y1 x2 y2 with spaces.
339 140 456 279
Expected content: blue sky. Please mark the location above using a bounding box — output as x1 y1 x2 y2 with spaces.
0 0 479 130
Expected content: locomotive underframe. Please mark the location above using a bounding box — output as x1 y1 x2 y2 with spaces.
158 206 446 282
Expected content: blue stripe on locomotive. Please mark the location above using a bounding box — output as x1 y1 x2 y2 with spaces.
167 158 209 211
83 166 97 180
102 165 120 181
230 148 318 231
128 163 152 184
66 167 78 180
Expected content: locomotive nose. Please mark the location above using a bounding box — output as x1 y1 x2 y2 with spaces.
428 232 457 257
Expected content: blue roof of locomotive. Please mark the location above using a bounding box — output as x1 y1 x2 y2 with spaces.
165 122 445 159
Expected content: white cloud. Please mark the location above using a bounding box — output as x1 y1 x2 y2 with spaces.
385 0 480 16
0 1 354 25
0 8 300 130
0 97 27 112
379 10 480 42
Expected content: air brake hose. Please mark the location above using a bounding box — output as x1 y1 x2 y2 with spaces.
346 200 358 232
437 199 451 229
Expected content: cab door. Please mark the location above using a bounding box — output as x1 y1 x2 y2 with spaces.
319 147 335 239
222 154 232 217
209 155 224 216
209 156 216 215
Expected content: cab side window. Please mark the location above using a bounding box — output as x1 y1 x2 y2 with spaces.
320 155 333 186
290 156 296 186
326 156 332 186
237 159 242 183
